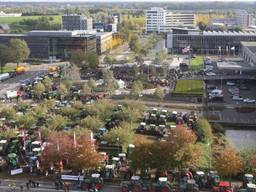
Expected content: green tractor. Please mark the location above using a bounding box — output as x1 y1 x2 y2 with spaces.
152 177 173 192
7 153 18 169
0 140 7 155
83 173 104 191
207 171 220 188
180 179 199 192
121 175 143 192
194 171 207 189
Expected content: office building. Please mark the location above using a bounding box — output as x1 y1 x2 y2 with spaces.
0 30 96 59
166 29 256 55
165 12 195 28
96 32 113 55
145 7 166 33
62 15 93 31
235 10 253 28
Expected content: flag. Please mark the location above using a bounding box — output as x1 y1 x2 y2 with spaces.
231 46 235 51
38 128 42 146
73 131 77 148
182 46 190 54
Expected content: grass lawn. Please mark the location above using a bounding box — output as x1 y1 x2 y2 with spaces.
0 15 61 24
190 56 204 70
1 65 16 73
174 80 204 95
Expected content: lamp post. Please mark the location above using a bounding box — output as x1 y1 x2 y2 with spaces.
207 142 212 171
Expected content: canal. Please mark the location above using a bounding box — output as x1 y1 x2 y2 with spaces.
225 129 256 151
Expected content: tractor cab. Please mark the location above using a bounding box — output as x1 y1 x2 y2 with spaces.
195 171 207 188
152 177 172 192
0 140 7 154
180 179 199 192
121 175 142 192
7 153 18 169
212 181 233 192
105 164 115 179
243 174 254 187
83 173 104 191
247 183 256 192
208 171 220 188
137 122 146 133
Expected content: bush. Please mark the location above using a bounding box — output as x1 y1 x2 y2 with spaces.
195 119 213 143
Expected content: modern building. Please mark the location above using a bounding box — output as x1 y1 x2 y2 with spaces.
62 15 93 31
0 30 96 59
145 7 166 33
166 29 256 55
165 12 195 28
241 41 256 66
93 23 117 33
235 10 253 28
96 32 113 55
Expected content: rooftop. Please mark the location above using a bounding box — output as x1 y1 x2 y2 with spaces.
203 31 256 36
27 30 95 38
241 41 256 54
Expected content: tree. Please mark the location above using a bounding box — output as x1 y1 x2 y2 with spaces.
16 113 36 130
9 39 30 66
239 149 256 173
214 146 243 180
70 50 86 69
82 83 92 96
42 76 53 91
59 83 68 95
34 82 45 98
129 34 141 53
0 107 16 122
86 53 99 69
0 44 12 73
46 115 69 131
79 115 104 133
88 78 97 90
155 50 167 64
195 119 214 143
130 80 143 98
102 69 118 93
41 132 102 171
103 55 112 65
154 86 165 100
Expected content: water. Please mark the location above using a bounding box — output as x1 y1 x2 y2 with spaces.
225 130 256 151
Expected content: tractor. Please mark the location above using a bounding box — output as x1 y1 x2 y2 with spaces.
243 174 255 188
152 177 173 192
180 179 199 192
237 183 256 192
207 171 220 188
194 171 208 189
7 153 18 169
83 173 104 191
121 176 152 192
212 181 233 192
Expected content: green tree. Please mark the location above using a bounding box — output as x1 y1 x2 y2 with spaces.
86 53 99 69
195 118 213 143
103 54 112 65
102 69 118 93
198 21 207 31
9 39 30 66
70 50 86 69
131 80 143 98
34 82 45 98
155 50 167 64
82 83 92 95
88 78 97 90
80 115 104 133
59 83 68 95
0 44 12 73
42 76 53 91
154 86 165 100
129 34 141 53
0 107 16 122
46 115 69 131
16 113 36 130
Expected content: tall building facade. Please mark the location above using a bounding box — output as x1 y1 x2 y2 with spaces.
145 7 166 33
235 11 252 28
145 7 195 33
62 15 93 31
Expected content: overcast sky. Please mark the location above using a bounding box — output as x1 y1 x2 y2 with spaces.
1 0 256 2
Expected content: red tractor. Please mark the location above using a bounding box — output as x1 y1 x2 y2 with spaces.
212 181 233 192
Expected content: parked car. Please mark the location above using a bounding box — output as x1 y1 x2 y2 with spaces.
243 99 256 103
206 72 216 76
232 96 243 101
226 81 235 86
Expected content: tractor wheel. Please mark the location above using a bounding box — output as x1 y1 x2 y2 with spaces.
133 185 141 192
122 186 129 192
95 183 103 190
161 186 170 192
82 183 88 191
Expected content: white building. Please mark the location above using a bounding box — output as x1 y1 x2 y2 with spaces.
241 41 256 66
165 12 195 28
145 7 166 33
0 11 22 17
145 8 195 33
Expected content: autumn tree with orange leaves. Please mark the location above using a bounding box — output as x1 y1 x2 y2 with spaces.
40 132 102 172
214 146 243 180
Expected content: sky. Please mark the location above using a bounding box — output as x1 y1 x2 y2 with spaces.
1 0 256 2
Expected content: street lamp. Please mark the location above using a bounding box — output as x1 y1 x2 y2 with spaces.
207 142 212 171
